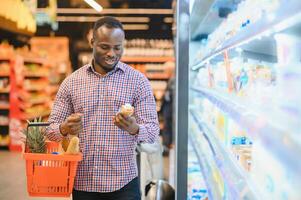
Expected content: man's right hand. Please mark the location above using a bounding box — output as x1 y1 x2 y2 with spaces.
60 113 83 136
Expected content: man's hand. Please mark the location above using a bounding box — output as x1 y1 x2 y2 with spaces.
60 113 83 136
113 113 139 135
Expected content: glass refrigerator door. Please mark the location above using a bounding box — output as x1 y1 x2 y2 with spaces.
188 0 301 199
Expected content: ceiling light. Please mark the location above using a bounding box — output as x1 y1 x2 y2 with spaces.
164 17 173 23
84 0 103 12
56 16 150 23
37 8 173 15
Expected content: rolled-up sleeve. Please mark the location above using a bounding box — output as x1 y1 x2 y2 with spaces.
46 78 74 141
133 75 160 143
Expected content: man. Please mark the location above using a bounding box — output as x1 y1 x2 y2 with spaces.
46 16 160 200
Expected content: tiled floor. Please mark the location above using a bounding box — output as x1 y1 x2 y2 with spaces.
0 150 171 200
0 151 70 200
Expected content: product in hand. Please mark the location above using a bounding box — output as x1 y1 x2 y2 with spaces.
65 136 80 155
120 103 134 117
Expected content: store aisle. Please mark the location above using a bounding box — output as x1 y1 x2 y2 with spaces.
0 151 70 200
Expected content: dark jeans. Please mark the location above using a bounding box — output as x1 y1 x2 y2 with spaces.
72 177 141 200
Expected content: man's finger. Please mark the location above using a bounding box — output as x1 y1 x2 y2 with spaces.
67 117 82 123
117 114 130 126
115 116 129 129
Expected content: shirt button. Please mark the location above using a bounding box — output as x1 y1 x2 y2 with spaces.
94 166 98 169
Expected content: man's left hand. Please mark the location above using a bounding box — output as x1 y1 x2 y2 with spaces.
113 113 139 135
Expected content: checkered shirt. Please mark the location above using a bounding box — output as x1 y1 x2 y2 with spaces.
46 62 159 192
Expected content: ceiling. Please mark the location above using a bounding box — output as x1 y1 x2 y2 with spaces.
36 0 174 40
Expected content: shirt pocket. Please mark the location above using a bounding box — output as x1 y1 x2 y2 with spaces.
107 90 133 115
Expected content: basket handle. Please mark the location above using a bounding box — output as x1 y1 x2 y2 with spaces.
25 122 50 153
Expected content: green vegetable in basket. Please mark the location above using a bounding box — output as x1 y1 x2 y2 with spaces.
23 117 46 153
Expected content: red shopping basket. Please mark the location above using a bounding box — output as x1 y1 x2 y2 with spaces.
23 122 82 197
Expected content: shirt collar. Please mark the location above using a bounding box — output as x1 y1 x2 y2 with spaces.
87 60 126 74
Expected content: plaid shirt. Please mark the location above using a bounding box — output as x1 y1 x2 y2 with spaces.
46 62 159 192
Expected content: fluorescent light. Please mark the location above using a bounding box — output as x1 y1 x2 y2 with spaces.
84 0 103 12
164 17 173 23
56 16 150 23
37 8 173 15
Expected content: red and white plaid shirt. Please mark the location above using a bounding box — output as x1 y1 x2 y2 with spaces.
46 62 159 192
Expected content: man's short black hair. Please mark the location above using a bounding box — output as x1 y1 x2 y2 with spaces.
93 16 124 36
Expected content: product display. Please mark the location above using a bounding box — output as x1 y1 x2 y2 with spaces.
0 45 12 147
190 0 301 199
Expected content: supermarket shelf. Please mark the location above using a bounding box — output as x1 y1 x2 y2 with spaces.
190 0 238 39
0 88 10 93
121 56 174 63
46 85 59 95
0 123 9 126
0 56 11 61
23 57 45 64
18 98 50 108
0 105 9 110
0 72 10 77
24 86 47 92
147 76 170 80
0 143 9 147
24 72 49 78
190 109 259 199
20 110 51 121
191 87 301 174
188 134 221 200
191 0 301 70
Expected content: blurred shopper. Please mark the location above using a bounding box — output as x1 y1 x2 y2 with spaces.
46 16 159 200
161 77 175 155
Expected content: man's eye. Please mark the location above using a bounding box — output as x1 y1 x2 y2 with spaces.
100 45 109 50
114 47 121 51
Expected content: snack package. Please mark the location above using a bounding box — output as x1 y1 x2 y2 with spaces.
65 136 80 155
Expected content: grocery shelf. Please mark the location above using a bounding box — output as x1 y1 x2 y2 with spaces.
21 110 51 121
24 72 49 78
0 88 10 93
191 87 301 175
24 86 46 92
190 109 259 200
188 127 223 200
190 0 236 39
23 57 45 64
0 123 9 126
191 0 301 70
121 56 174 63
0 105 9 110
0 72 10 77
0 56 11 61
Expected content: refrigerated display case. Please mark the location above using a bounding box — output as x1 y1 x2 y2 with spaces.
188 0 301 199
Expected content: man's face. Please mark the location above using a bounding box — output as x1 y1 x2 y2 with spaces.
91 26 125 72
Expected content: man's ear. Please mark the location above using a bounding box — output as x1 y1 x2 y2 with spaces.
90 38 94 48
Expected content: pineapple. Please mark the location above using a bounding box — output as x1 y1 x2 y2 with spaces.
23 117 46 154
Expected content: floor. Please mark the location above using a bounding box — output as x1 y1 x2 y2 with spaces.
0 150 170 200
0 150 71 200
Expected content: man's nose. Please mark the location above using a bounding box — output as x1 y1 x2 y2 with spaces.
107 48 115 57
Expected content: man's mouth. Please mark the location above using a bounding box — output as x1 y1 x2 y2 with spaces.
105 57 116 65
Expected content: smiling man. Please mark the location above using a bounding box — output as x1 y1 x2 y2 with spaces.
46 16 160 200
